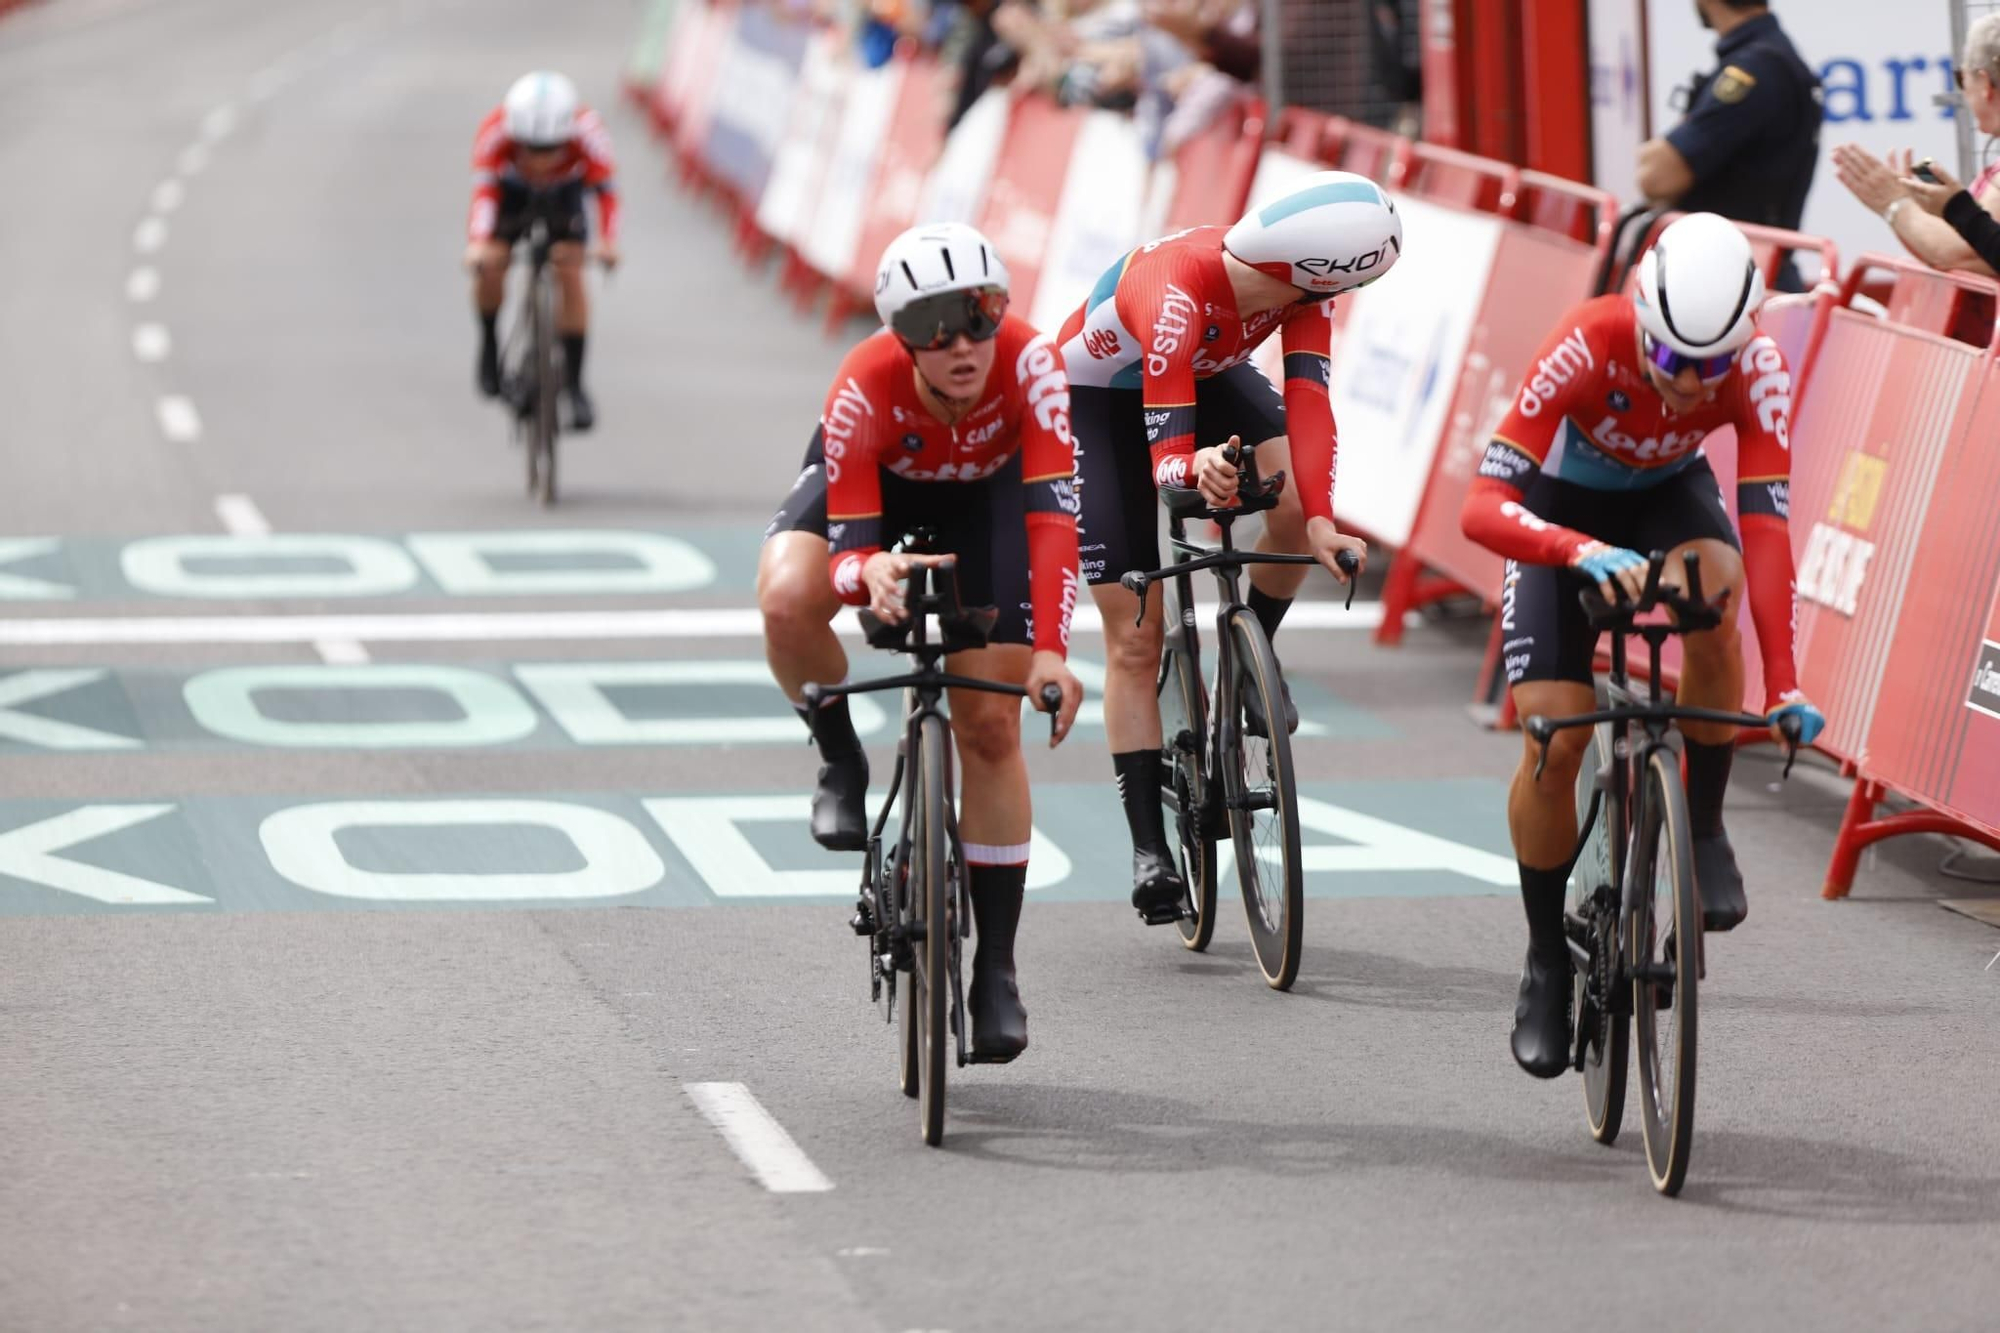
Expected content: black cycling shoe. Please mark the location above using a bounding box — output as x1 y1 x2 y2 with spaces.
1510 945 1572 1079
1694 831 1747 932
969 962 1028 1062
1241 675 1299 738
809 754 869 852
1130 848 1186 925
566 385 596 432
477 342 502 398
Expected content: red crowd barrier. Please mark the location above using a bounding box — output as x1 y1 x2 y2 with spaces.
632 1 2000 904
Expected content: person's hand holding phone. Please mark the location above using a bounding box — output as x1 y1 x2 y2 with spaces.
1898 155 1967 216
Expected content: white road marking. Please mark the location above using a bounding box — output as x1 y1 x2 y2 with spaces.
201 104 237 142
155 396 202 443
150 179 185 213
684 1083 833 1194
0 602 1398 647
126 267 161 302
131 323 171 363
212 494 271 537
178 143 210 176
314 639 372 665
133 216 168 253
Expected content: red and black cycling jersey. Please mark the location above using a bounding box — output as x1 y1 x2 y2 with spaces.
1055 226 1341 523
1460 293 1802 701
822 317 1081 657
468 105 620 246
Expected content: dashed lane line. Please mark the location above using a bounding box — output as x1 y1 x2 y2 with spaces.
212 494 271 537
125 267 160 302
154 396 202 444
684 1083 833 1194
131 323 171 363
132 216 167 253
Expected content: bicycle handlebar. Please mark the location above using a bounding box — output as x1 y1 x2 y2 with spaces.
1578 548 1728 633
1525 704 1808 782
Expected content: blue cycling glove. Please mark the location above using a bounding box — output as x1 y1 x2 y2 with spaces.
1767 695 1827 747
1571 543 1648 585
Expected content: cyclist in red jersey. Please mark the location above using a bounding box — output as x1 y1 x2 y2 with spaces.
1057 170 1402 922
1458 212 1827 1078
758 223 1084 1060
465 72 620 431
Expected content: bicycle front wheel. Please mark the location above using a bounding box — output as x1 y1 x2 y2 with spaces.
1632 745 1698 1195
1159 576 1217 950
911 712 952 1146
1223 608 1303 990
528 264 559 507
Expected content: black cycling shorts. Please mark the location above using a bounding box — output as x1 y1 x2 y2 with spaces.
1502 458 1740 689
1070 360 1287 585
764 427 1033 647
492 177 590 246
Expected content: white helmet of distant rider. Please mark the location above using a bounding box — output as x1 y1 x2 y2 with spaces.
874 222 1011 351
504 71 581 148
1222 170 1404 296
1633 211 1765 382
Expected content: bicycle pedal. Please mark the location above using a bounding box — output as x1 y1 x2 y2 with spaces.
1136 904 1187 927
967 1049 1022 1066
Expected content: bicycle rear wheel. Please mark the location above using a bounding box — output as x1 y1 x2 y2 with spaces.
1571 697 1628 1145
1223 609 1303 990
1632 745 1698 1195
911 712 951 1146
1158 576 1217 950
527 264 559 507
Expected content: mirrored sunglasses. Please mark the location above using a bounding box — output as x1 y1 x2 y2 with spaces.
892 286 1009 351
1643 332 1734 384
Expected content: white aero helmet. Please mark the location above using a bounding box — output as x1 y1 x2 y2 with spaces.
1634 212 1764 376
873 222 1011 349
1223 170 1403 295
504 71 580 148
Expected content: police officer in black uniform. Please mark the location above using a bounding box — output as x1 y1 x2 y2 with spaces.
1636 1 1822 290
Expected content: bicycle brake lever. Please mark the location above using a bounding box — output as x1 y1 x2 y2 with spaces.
1778 712 1804 780
799 684 824 744
1040 683 1064 745
1120 571 1149 623
1334 548 1361 611
1526 715 1553 782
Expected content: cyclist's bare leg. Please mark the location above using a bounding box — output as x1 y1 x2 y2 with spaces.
1090 577 1183 915
1506 676 1596 1075
759 532 865 848
550 241 593 424
471 240 510 395
1242 432 1312 601
756 532 847 703
1662 536 1751 927
948 642 1035 1055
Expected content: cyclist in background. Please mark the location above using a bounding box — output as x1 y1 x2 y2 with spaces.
1056 171 1402 923
465 72 620 431
1458 211 1826 1078
758 223 1084 1060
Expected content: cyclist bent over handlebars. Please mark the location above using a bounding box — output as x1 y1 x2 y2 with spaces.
1458 213 1827 1079
758 223 1084 1061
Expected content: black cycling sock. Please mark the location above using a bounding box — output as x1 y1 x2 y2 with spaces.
478 311 498 348
562 333 586 390
1683 739 1733 839
968 863 1027 970
1247 585 1293 644
1112 749 1169 857
1518 862 1570 959
793 695 862 763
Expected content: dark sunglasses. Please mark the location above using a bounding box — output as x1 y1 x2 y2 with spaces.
1643 332 1734 384
1955 67 1990 91
891 286 1008 351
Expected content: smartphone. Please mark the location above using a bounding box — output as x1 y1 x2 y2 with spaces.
1914 157 1942 184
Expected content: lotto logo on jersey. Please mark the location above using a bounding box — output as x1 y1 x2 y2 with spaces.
1016 335 1072 443
1588 419 1703 464
1081 328 1122 359
832 552 865 597
1740 337 1792 450
1516 327 1593 419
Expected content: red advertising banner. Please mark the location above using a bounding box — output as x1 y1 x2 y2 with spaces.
974 96 1085 322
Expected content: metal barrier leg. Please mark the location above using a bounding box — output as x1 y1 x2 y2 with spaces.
1375 554 1420 647
1822 779 2000 899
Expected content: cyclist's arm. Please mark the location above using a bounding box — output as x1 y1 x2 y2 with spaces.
576 109 621 247
1114 264 1202 489
1014 332 1082 657
468 113 508 243
822 372 886 605
1732 336 1802 705
1279 303 1337 523
1459 316 1598 565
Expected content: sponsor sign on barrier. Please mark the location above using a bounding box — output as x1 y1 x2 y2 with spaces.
754 29 847 250
669 2 736 169
975 97 1085 320
701 5 808 206
798 55 904 283
1027 111 1148 333
649 0 706 127
919 88 1009 226
625 0 685 98
844 55 948 300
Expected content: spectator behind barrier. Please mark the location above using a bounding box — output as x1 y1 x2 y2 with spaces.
1830 13 2000 280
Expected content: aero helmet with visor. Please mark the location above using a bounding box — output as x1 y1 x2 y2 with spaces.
504 71 581 150
874 223 1011 351
1633 212 1765 383
1222 170 1403 295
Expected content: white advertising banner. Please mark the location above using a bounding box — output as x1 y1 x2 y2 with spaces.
798 57 904 280
754 32 848 249
1242 151 1504 547
1588 0 1647 207
1028 111 1149 333
919 88 1010 226
1644 3 1959 276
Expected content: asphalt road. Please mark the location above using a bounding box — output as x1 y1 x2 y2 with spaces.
2 1 1998 1329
